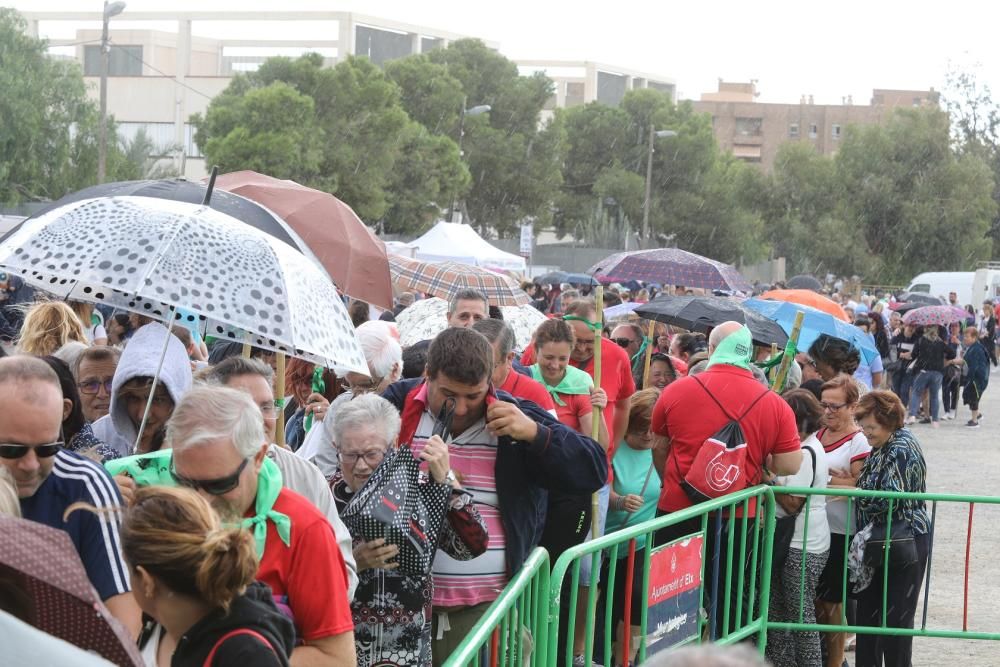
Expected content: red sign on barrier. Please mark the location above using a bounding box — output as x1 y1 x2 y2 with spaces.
646 533 704 654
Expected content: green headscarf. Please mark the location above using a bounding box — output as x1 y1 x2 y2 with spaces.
706 325 754 371
105 449 291 558
530 363 593 406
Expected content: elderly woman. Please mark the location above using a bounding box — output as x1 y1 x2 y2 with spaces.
853 390 929 667
328 394 486 667
297 320 403 477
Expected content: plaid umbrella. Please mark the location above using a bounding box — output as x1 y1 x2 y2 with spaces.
0 515 142 666
588 248 751 292
389 255 530 307
902 305 969 327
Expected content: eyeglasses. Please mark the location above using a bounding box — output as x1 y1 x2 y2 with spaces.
170 457 249 496
77 379 114 395
340 450 386 467
258 400 281 418
820 402 848 412
0 441 64 459
612 337 637 348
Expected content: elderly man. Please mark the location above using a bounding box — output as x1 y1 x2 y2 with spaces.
382 327 606 663
73 346 122 423
205 356 359 600
446 288 489 328
169 385 356 666
611 323 644 360
0 356 140 636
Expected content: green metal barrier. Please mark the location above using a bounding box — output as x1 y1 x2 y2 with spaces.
442 547 551 667
769 486 1000 644
547 485 777 666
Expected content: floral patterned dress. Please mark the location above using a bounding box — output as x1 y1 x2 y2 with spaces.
331 471 488 667
855 427 930 535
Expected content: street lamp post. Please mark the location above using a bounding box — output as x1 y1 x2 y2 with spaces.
451 97 491 223
97 0 127 184
642 126 677 245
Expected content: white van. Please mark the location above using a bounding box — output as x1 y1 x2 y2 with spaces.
971 266 1000 306
906 272 975 304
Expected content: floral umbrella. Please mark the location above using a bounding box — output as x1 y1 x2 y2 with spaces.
902 305 970 327
395 297 546 350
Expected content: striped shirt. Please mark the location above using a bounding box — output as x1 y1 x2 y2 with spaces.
409 387 507 608
19 450 130 600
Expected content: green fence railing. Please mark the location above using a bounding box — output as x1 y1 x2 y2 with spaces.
442 547 550 667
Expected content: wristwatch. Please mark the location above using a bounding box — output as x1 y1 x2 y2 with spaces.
444 469 458 486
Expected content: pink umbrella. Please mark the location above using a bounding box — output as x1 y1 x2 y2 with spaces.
902 305 969 327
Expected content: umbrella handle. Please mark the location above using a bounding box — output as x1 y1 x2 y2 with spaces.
134 305 178 452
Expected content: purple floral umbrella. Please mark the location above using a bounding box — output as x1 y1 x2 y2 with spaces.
902 305 970 327
589 248 751 292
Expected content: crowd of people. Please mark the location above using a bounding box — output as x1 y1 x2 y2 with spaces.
0 277 975 667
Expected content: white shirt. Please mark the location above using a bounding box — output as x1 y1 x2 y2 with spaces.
819 428 871 534
775 435 830 554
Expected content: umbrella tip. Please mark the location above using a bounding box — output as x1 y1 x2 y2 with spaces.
202 166 219 206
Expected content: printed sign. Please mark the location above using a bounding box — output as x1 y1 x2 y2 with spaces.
645 533 704 654
519 223 533 256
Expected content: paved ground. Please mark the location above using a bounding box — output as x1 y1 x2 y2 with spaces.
866 375 1000 667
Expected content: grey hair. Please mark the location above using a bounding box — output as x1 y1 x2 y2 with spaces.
448 288 488 315
472 318 516 358
167 385 266 458
73 345 122 380
330 393 401 450
0 355 60 394
207 356 274 384
642 644 768 667
356 321 403 380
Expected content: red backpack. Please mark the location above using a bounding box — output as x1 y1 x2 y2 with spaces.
676 378 770 504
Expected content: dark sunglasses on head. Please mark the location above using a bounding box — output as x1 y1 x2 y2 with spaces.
170 457 249 496
612 337 636 348
77 379 114 395
0 441 63 459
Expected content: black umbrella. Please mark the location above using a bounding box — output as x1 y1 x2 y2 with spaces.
636 295 789 347
14 178 300 250
536 271 599 286
787 274 823 291
897 291 945 306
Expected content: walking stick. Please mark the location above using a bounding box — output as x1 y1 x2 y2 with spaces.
591 285 604 540
642 320 656 389
772 311 805 393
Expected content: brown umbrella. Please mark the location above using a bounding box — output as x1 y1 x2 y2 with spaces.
0 515 142 666
388 255 531 307
213 170 394 310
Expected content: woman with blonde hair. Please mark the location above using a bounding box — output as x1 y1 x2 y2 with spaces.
75 486 295 666
16 301 87 356
68 300 108 345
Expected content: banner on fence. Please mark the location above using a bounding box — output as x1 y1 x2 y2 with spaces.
646 533 704 654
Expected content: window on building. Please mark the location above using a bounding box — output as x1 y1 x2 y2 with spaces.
789 123 799 138
832 124 842 139
809 123 818 139
735 117 763 137
565 82 585 108
83 45 143 76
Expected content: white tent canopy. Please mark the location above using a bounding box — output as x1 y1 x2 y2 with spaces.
411 221 526 271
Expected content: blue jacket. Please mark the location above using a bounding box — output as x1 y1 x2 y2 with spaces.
964 341 990 392
382 378 607 575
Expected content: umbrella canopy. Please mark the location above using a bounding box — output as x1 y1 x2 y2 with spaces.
395 297 546 349
0 515 142 666
743 298 880 363
636 296 789 347
760 289 849 322
888 300 923 313
0 196 367 373
535 271 599 286
896 291 945 307
604 301 642 320
786 274 823 291
902 305 969 327
589 248 751 292
389 255 530 307
213 170 393 310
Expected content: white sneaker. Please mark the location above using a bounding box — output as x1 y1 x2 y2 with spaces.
905 416 917 425
944 412 953 420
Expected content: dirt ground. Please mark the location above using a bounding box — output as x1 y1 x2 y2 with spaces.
862 375 1000 666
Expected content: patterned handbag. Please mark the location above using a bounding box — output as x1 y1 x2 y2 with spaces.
340 446 449 576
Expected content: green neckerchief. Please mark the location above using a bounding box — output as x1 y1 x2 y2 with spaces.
756 340 798 372
562 314 602 331
530 363 593 406
706 325 754 371
105 449 291 559
630 337 651 366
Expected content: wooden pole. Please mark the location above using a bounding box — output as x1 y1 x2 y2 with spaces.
772 311 805 393
241 331 252 359
591 285 604 540
275 352 287 448
642 320 656 389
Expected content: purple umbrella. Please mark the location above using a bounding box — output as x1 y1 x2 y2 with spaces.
589 248 751 292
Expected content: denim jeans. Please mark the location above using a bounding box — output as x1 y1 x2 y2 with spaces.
908 370 943 421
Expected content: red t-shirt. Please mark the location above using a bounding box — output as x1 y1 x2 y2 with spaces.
253 487 354 641
499 369 556 412
569 337 637 447
652 365 801 515
553 392 593 433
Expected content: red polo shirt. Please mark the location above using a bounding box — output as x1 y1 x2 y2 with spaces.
570 336 637 447
498 369 556 412
652 364 800 515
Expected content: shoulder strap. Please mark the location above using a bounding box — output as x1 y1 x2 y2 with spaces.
694 377 770 424
203 628 275 667
805 446 817 488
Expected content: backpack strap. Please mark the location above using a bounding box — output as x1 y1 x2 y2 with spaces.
693 377 770 423
203 628 275 667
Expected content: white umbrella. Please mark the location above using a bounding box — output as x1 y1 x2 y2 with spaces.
396 297 547 350
0 196 367 374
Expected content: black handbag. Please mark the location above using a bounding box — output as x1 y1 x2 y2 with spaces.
863 517 918 569
770 447 816 577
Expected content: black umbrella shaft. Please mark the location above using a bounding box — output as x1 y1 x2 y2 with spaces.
202 166 219 205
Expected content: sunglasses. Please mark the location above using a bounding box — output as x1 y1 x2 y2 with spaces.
612 337 636 348
0 441 64 459
170 457 249 496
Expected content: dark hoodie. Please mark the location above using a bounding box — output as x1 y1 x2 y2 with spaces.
170 582 296 667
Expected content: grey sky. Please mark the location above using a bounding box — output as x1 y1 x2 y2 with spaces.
12 0 999 105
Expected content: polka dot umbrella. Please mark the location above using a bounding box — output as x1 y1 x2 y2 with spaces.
0 196 367 374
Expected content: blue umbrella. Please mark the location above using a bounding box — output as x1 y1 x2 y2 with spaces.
743 298 879 364
536 271 599 286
